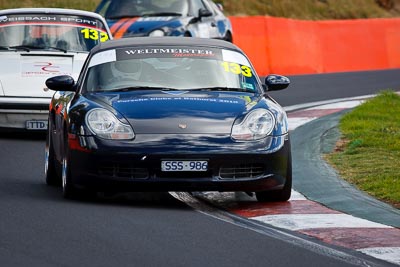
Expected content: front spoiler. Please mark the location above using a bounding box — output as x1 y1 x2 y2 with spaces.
68 138 291 193
73 173 286 193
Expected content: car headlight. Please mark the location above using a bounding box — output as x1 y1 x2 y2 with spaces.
86 108 134 140
231 109 275 141
149 29 165 37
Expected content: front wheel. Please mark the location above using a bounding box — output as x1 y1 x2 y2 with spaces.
45 125 61 186
61 132 95 200
61 132 83 199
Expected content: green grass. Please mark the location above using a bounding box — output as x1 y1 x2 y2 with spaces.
325 91 400 208
1 0 400 20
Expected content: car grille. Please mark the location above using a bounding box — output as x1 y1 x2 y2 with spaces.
98 164 149 179
0 103 50 111
219 163 265 179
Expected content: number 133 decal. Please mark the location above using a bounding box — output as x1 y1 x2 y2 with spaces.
221 62 252 77
81 28 109 42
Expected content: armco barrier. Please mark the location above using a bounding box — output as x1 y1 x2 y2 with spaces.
230 16 400 76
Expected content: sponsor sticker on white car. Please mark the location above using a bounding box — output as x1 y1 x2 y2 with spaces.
21 56 73 77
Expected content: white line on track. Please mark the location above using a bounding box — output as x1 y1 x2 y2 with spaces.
289 190 308 200
357 247 400 265
283 94 376 112
288 117 317 131
305 100 364 110
251 214 393 231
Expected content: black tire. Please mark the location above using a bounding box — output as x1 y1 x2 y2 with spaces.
45 123 61 186
256 156 292 202
61 131 82 199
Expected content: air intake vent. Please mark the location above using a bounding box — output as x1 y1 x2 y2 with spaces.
99 164 149 179
219 163 264 179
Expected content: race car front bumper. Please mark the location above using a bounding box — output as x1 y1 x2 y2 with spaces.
0 97 50 130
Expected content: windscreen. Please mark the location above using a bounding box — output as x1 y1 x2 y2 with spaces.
0 14 110 52
99 0 189 18
83 46 261 93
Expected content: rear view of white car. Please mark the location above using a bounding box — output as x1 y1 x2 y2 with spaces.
0 8 111 131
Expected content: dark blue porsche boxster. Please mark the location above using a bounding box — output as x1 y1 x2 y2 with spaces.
95 0 233 41
44 37 291 201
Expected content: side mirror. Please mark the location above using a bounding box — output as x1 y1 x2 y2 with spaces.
45 75 75 91
264 74 290 91
198 8 213 18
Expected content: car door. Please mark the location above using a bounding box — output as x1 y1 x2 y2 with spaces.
51 91 75 162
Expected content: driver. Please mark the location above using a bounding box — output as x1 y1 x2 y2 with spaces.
110 59 143 82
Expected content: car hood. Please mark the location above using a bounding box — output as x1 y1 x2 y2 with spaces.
0 51 87 97
107 16 182 37
88 90 259 134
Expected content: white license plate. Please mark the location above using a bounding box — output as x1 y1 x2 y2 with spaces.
26 120 48 130
161 160 208 172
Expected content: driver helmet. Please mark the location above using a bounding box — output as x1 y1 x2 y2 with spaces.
110 59 143 80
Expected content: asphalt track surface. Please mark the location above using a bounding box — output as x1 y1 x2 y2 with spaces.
268 68 400 106
1 69 399 267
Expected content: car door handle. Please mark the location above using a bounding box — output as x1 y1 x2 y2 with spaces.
211 22 216 27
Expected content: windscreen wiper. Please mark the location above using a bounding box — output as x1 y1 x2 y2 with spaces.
142 12 182 17
189 87 254 93
9 45 68 53
107 15 141 19
45 46 68 53
98 86 178 92
8 45 36 51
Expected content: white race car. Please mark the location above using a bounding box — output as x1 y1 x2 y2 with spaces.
0 8 112 131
